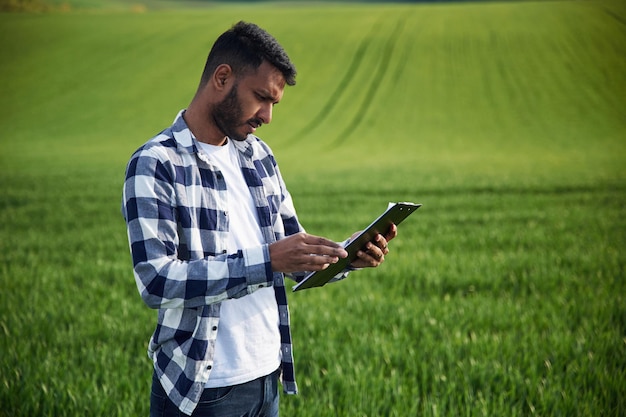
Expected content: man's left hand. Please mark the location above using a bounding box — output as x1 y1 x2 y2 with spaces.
350 223 398 269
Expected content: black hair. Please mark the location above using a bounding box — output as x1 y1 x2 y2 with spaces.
200 21 296 87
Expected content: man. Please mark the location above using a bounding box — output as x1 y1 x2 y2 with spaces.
122 21 396 417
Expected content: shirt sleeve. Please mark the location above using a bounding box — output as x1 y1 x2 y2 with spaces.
122 146 274 310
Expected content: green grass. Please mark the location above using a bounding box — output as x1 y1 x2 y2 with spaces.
0 1 625 416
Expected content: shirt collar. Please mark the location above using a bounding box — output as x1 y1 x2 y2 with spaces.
171 110 254 158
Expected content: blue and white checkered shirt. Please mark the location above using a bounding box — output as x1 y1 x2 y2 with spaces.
122 111 341 415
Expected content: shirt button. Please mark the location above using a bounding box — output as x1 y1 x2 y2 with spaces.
212 326 217 331
207 365 212 370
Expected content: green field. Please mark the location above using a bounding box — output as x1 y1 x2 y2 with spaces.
1 0 625 416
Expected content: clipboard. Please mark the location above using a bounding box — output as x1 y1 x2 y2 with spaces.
292 202 421 292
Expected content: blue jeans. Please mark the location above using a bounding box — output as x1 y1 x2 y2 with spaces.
150 369 280 417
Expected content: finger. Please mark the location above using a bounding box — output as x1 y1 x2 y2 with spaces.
384 223 398 242
308 246 348 260
306 253 339 264
373 234 389 255
354 249 383 267
365 242 385 262
301 254 343 271
305 236 348 258
306 235 343 249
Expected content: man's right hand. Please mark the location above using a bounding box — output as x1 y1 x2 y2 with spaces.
269 233 348 273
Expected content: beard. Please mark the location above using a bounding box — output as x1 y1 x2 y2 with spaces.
212 83 260 142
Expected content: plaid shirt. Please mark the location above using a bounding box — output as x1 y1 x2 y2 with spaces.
122 111 329 415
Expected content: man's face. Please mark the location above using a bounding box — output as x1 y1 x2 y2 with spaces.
212 61 286 142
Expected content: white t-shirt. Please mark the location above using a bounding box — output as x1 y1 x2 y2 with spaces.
197 139 281 388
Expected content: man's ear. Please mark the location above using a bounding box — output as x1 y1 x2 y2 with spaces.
213 64 232 90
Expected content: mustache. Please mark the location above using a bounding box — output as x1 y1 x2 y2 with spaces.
248 118 263 128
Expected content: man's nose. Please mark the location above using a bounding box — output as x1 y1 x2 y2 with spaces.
258 103 273 125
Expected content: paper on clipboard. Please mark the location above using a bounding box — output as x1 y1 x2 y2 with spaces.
292 202 421 292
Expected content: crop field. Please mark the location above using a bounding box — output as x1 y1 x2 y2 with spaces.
0 0 625 416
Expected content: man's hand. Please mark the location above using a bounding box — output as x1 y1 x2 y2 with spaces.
350 223 398 269
269 233 348 273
